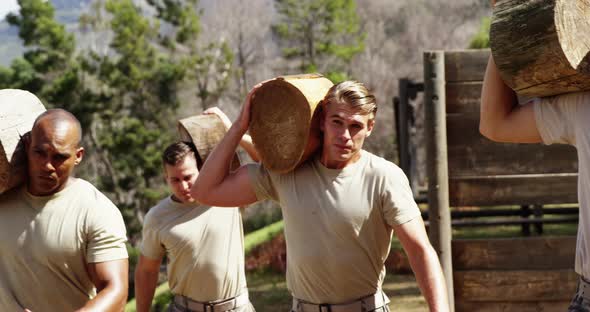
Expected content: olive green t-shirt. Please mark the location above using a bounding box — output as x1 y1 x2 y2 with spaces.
0 178 128 311
140 197 247 302
247 150 421 304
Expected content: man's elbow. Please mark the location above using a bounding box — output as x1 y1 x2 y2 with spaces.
479 122 500 142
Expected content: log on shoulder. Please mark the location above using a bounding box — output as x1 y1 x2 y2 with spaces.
490 0 590 97
0 89 46 194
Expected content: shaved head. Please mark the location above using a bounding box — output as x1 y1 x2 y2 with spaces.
26 108 85 196
32 109 83 147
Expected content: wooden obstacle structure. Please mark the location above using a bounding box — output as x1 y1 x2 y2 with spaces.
423 49 579 312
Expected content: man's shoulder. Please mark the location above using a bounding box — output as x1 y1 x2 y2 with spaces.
362 151 404 176
143 196 178 228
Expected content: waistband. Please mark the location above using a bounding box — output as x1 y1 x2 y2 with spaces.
292 291 390 312
173 292 250 312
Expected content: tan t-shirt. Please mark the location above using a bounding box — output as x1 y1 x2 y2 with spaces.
0 178 128 311
534 92 590 278
140 197 247 302
247 150 421 304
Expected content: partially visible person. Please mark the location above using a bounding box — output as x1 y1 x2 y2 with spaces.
134 108 258 312
0 109 129 311
481 2 590 311
191 81 449 311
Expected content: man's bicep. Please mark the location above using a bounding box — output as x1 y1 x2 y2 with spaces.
87 259 128 291
200 166 259 207
394 217 431 255
496 101 543 143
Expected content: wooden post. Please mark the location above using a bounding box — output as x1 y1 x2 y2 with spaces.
424 51 454 311
397 79 411 179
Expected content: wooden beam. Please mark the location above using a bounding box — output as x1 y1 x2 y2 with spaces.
449 174 578 206
424 50 455 311
456 301 569 312
452 237 576 270
454 269 578 301
446 113 578 176
444 50 490 83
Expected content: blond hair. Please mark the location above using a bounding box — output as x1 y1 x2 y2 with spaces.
322 81 377 119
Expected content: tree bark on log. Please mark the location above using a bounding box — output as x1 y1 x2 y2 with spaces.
490 0 590 97
0 89 46 194
177 114 240 170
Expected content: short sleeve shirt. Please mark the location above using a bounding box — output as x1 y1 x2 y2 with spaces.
247 150 421 303
534 91 590 278
0 178 128 311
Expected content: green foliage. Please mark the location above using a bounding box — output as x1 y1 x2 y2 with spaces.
272 0 365 80
469 17 490 49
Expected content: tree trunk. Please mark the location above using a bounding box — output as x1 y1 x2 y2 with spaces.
490 0 590 97
0 89 46 194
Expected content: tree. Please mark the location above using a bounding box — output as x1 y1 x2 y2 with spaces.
0 0 84 122
469 17 491 49
272 0 365 82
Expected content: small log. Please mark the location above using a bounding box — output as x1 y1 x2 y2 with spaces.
249 73 333 173
177 114 240 170
490 0 590 97
0 89 46 194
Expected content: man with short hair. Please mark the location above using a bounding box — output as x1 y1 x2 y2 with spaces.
134 108 258 312
0 108 129 311
192 81 449 311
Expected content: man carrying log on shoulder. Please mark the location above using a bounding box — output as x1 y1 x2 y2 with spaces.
191 80 449 312
481 1 590 310
0 109 129 311
134 108 259 312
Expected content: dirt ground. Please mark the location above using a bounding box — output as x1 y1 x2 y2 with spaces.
248 272 427 312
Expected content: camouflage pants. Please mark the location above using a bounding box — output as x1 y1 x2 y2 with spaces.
568 276 590 312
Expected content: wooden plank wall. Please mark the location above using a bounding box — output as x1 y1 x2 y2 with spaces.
453 237 577 312
443 50 578 207
442 50 579 311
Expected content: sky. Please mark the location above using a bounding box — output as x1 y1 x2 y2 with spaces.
0 0 19 21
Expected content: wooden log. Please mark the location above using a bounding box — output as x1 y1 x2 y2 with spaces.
0 89 46 194
490 0 590 97
454 269 578 302
177 114 240 170
249 73 333 173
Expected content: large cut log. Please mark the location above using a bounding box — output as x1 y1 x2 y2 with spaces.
490 0 590 97
0 89 46 194
177 114 240 170
249 73 333 173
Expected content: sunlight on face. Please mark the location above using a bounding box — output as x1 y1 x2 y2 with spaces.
320 102 374 169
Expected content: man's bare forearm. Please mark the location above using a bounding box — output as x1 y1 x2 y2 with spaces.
75 282 127 312
409 245 449 312
192 123 246 199
134 271 159 312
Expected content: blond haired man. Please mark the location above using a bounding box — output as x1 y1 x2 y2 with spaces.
191 81 449 312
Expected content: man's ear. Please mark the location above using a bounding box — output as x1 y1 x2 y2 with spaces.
74 147 84 165
366 118 375 137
